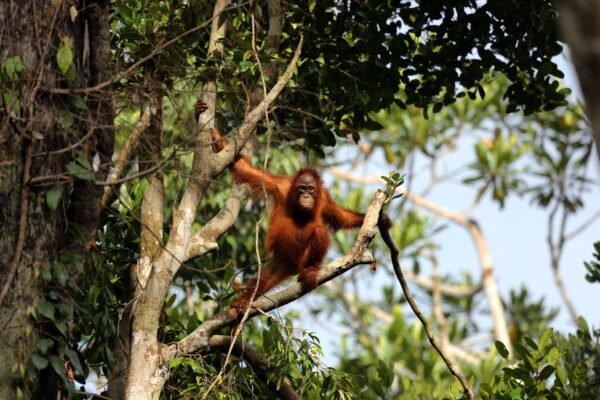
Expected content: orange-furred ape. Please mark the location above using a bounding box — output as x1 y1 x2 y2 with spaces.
197 101 391 312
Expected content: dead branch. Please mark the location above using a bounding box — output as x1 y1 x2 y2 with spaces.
378 207 474 399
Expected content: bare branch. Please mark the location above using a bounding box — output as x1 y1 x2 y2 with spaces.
328 167 513 355
100 101 152 210
565 208 600 240
547 203 579 324
379 205 474 399
403 269 482 298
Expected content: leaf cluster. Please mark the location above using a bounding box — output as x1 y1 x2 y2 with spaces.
487 317 600 400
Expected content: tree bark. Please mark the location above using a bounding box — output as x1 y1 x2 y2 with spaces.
557 0 600 160
0 1 113 398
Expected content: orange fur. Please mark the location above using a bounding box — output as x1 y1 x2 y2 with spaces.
201 103 366 313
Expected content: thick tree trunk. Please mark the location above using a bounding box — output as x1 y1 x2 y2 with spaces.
0 1 113 399
557 0 600 160
113 76 165 400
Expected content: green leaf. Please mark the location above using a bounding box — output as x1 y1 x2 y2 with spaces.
31 353 48 370
555 365 567 386
59 110 74 127
64 348 84 376
547 347 560 366
538 365 555 380
37 338 54 354
37 299 56 320
523 336 538 351
576 316 590 335
539 328 553 349
53 262 69 286
48 355 68 383
57 40 74 76
513 342 532 359
46 185 63 211
66 161 94 181
2 91 20 114
495 340 509 359
3 55 23 80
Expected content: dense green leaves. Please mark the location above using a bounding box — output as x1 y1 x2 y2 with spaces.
108 0 568 151
584 242 600 284
481 319 600 400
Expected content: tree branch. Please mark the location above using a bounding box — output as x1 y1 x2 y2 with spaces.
328 167 513 354
165 190 385 359
379 207 474 400
212 37 303 172
100 100 152 210
403 269 483 298
0 144 32 306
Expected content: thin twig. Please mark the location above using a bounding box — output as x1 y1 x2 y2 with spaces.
565 208 600 240
29 159 169 186
378 205 474 399
546 201 579 324
430 251 449 349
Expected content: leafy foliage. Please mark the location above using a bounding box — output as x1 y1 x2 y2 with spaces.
482 318 600 400
164 314 358 399
584 242 600 284
505 287 559 343
109 0 568 152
